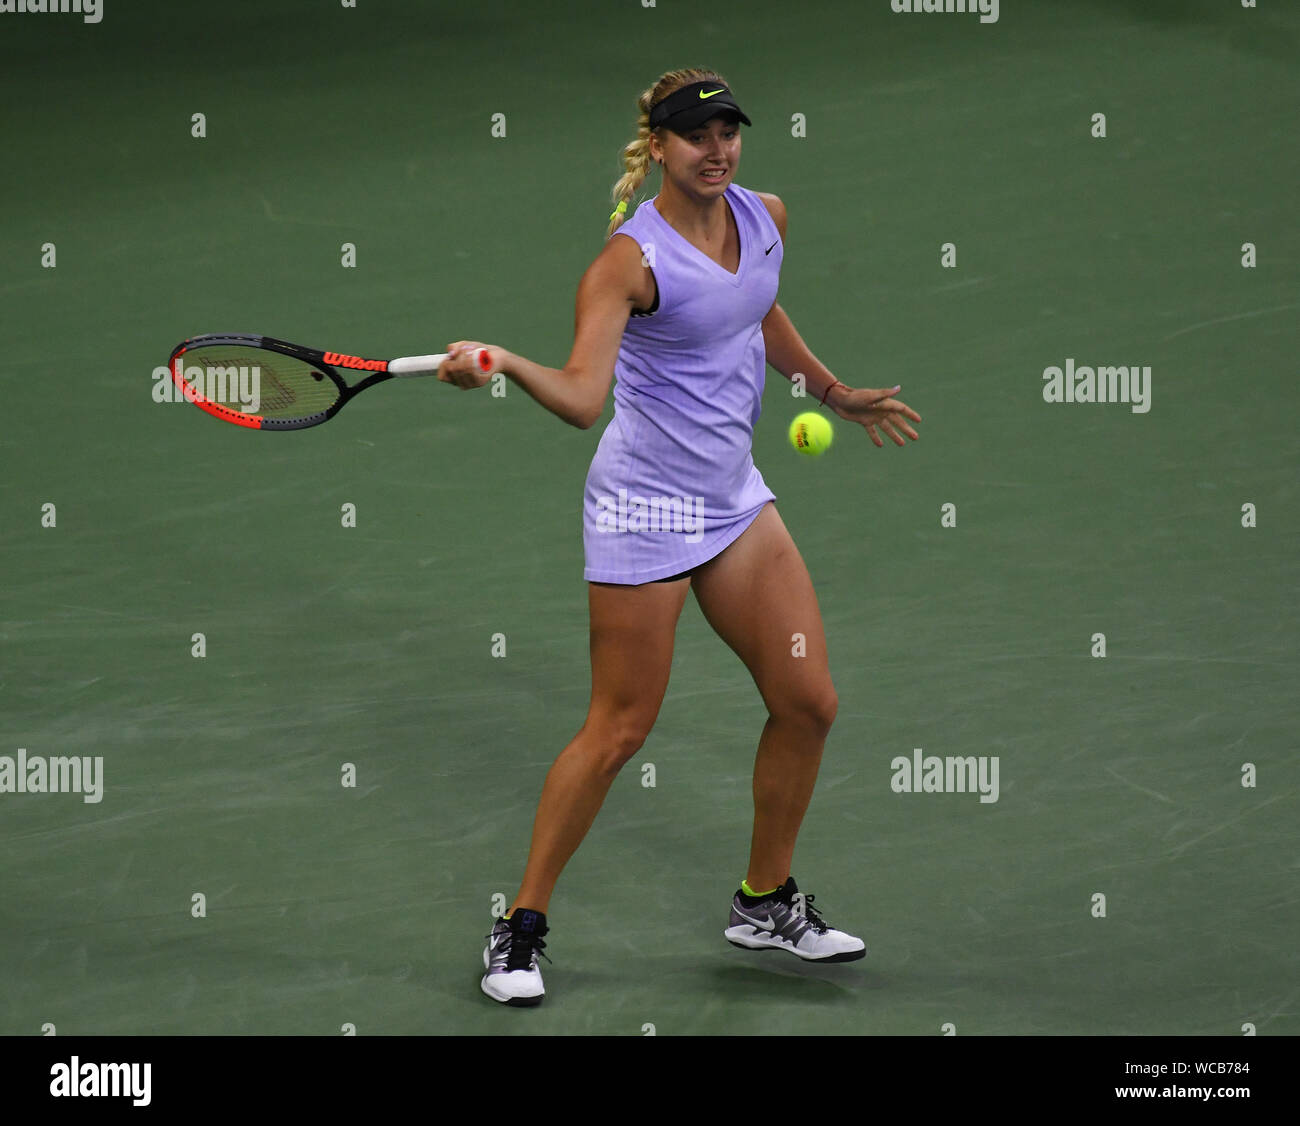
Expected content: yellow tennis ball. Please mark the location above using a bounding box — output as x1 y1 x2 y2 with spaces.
789 411 833 456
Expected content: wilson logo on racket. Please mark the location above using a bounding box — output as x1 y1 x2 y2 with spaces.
323 352 389 372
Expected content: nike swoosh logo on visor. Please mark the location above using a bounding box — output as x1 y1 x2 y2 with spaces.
733 906 776 931
699 88 726 99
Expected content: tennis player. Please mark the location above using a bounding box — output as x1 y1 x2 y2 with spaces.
440 68 921 1006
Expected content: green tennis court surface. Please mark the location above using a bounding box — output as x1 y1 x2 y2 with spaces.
2 0 1296 1036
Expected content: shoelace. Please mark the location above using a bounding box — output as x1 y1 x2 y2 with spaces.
485 926 553 972
798 894 831 935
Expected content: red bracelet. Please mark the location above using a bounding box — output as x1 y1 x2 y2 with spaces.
820 380 845 406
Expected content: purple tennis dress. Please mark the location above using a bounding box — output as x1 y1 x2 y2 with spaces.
583 183 782 584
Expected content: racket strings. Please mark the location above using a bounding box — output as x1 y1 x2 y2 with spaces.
177 345 340 420
257 363 319 414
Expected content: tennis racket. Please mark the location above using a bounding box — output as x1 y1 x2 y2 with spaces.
167 333 492 430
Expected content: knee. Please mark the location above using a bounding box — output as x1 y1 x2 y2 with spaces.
584 713 657 776
772 685 838 739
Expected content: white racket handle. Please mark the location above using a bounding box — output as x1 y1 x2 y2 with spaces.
389 348 491 376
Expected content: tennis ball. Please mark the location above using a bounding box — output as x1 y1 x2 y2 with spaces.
789 412 833 456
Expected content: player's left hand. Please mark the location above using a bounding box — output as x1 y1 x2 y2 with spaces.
830 385 922 447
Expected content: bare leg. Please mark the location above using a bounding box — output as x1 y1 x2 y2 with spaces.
690 505 838 893
510 577 691 915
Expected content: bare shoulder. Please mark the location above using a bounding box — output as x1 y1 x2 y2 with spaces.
589 229 643 278
579 228 654 312
754 191 788 242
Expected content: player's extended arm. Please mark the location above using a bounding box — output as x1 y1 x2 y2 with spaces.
761 301 850 410
497 238 643 430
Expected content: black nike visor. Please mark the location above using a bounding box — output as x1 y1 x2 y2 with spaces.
648 81 752 133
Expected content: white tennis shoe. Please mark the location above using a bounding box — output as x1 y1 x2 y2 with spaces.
724 877 866 962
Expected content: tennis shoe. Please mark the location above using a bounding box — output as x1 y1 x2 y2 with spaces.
481 908 550 1006
724 877 866 962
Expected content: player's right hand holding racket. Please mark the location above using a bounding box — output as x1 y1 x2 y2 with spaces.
440 341 504 389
